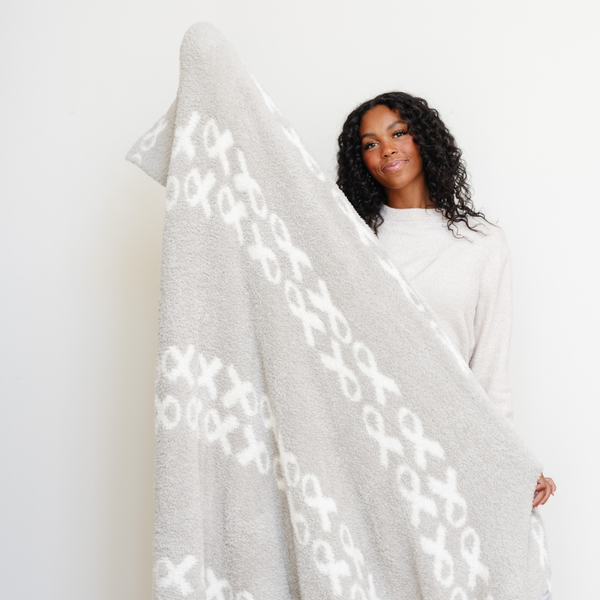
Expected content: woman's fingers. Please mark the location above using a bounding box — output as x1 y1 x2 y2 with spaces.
533 474 543 507
533 488 547 507
532 473 558 507
532 477 550 507
541 477 556 499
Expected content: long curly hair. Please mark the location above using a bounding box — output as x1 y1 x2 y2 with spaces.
336 91 486 235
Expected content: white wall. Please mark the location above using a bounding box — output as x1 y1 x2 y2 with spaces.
1 0 597 598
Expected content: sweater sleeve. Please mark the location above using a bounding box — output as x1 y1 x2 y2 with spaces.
469 231 514 420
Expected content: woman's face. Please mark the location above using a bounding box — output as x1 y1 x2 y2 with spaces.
359 105 425 195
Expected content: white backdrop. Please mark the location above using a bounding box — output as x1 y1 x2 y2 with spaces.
1 0 598 598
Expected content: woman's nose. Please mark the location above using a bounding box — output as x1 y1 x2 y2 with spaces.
382 144 397 158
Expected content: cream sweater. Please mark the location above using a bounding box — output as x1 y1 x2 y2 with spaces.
378 205 513 420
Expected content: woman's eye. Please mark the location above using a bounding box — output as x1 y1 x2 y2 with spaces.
363 142 376 150
393 130 407 138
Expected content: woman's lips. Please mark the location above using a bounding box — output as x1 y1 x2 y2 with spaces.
383 159 407 172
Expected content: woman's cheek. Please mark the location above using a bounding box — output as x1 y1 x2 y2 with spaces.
362 155 376 176
400 138 416 154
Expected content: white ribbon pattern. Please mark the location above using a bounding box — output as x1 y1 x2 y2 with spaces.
397 464 438 528
275 438 301 490
286 491 310 546
302 473 338 532
282 125 326 181
353 341 401 406
236 424 270 474
421 524 454 588
204 567 256 600
186 396 203 433
157 555 198 597
222 365 259 417
363 405 404 468
378 256 426 313
162 344 195 388
307 279 352 344
204 409 239 455
331 186 375 247
139 115 169 152
251 75 282 115
217 185 247 245
321 340 362 402
398 407 445 470
428 467 467 528
285 280 325 347
248 222 281 284
313 539 351 596
234 149 268 218
340 523 365 580
173 111 200 161
197 353 223 401
270 212 313 281
203 119 234 177
184 166 216 217
156 394 182 431
460 527 490 590
205 567 234 600
259 393 276 431
165 175 180 211
350 573 383 600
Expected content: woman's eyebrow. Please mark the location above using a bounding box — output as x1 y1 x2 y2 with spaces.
386 120 404 130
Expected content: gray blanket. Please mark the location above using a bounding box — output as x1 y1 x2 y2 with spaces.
127 22 552 600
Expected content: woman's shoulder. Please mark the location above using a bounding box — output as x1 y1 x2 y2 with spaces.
455 216 510 255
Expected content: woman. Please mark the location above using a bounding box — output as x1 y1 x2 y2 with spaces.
336 92 556 508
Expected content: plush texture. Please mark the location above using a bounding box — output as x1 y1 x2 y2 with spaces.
377 205 513 420
127 22 552 600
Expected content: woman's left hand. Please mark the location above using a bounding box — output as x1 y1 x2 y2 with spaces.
532 472 556 508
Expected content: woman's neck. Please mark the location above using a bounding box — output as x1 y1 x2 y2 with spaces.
385 178 432 209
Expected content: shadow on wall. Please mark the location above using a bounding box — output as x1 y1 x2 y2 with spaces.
98 167 164 598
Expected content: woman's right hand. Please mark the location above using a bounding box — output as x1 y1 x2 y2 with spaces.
533 472 556 508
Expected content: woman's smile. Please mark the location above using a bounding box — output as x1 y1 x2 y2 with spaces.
382 158 408 173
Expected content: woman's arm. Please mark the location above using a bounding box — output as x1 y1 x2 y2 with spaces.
469 229 513 419
469 230 557 506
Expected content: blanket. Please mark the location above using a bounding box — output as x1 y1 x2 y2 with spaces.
126 22 552 600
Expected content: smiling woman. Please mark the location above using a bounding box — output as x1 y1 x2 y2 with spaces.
336 92 556 519
359 105 427 209
337 91 483 234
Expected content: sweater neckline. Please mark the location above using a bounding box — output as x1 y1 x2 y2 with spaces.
380 204 442 222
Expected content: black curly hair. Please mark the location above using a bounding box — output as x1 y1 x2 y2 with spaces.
336 91 486 235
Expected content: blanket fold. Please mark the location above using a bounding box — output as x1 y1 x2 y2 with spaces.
127 22 552 600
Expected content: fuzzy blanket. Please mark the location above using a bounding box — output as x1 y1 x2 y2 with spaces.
127 22 552 600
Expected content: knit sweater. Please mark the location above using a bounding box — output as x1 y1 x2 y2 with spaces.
378 205 513 419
